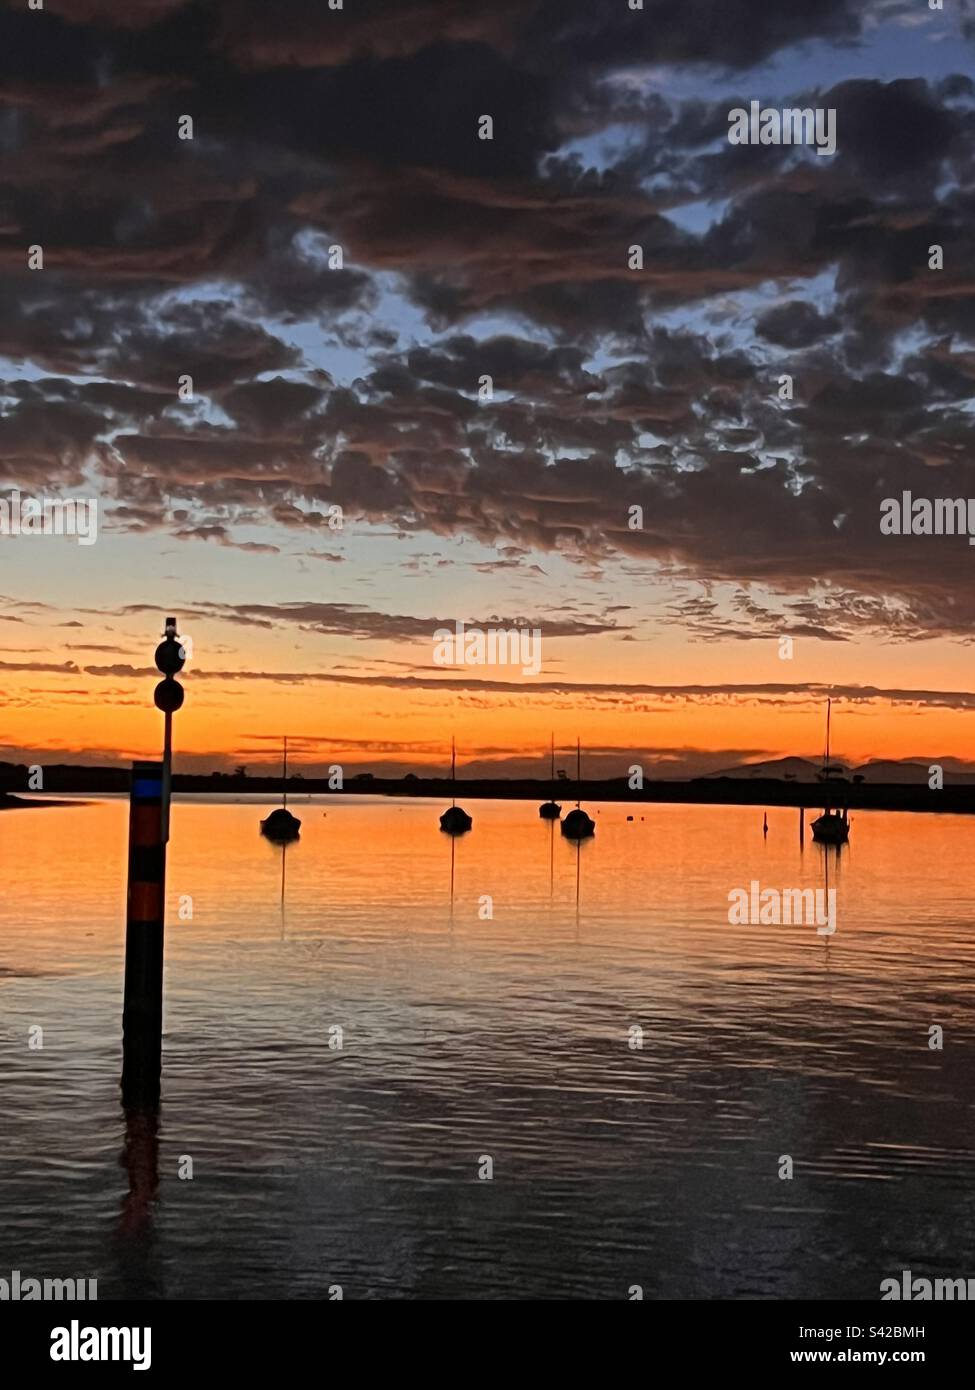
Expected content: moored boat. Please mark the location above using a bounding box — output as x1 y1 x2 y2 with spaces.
440 737 472 834
261 736 301 841
560 738 595 840
261 805 302 841
440 804 473 834
811 700 849 845
539 734 562 820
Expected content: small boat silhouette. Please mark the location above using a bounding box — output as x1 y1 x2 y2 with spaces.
439 737 472 834
538 734 562 820
811 809 848 844
811 700 849 845
561 738 594 840
440 805 473 834
261 736 301 842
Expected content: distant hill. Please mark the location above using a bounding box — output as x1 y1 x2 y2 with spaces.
702 757 831 782
852 759 975 786
702 756 975 785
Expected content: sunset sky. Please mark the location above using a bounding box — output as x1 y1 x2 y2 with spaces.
2 0 975 778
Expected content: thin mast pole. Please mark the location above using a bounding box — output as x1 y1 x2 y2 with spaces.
283 735 288 809
824 699 831 814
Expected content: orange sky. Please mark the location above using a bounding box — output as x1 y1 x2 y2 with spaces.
3 590 974 776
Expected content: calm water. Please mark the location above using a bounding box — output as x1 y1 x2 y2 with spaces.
2 796 975 1300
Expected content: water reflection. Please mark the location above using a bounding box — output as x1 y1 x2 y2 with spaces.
119 1106 159 1239
2 796 975 1299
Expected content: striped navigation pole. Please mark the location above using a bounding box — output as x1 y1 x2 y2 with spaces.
121 618 185 1107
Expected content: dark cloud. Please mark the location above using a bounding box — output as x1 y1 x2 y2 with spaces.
170 523 280 553
221 375 330 436
0 394 111 486
39 0 189 27
405 335 600 396
756 301 841 348
829 77 962 181
167 598 628 643
1 0 974 649
70 659 975 718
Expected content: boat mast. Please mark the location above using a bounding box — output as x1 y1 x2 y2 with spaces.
283 735 288 809
451 736 456 808
576 737 581 808
823 699 831 815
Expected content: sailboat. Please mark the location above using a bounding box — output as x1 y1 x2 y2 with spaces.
811 699 849 845
439 737 472 834
561 737 595 840
538 734 562 820
260 736 302 841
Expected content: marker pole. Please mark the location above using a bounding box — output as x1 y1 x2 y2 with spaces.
121 760 166 1107
121 619 185 1107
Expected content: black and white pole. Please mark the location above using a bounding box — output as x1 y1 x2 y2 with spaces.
121 618 185 1107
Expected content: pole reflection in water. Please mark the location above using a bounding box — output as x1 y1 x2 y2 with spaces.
575 837 582 932
279 839 290 939
818 838 846 965
549 818 555 900
115 1103 165 1297
449 832 456 927
118 1105 159 1238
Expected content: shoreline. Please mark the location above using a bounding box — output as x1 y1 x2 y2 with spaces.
5 779 975 816
0 794 86 810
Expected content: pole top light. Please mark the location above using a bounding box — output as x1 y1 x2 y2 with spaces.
155 617 185 676
154 615 186 699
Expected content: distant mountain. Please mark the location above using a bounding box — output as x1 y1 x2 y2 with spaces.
852 759 975 786
701 757 830 782
702 756 975 785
